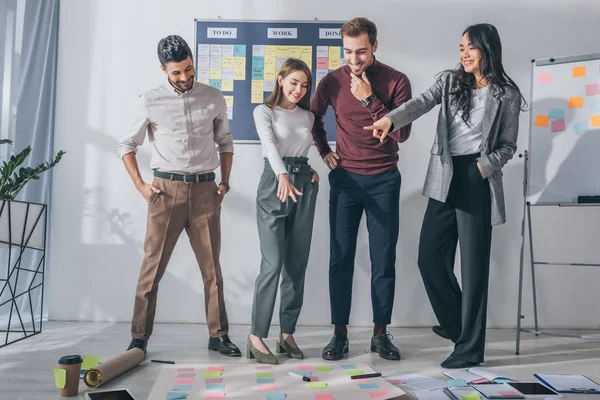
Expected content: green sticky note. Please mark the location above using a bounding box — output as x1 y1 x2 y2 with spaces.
461 392 481 400
81 355 100 370
256 372 274 378
345 369 362 376
203 371 222 378
315 366 332 372
308 381 328 388
53 368 66 389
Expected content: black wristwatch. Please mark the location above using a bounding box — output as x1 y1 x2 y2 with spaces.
360 93 376 107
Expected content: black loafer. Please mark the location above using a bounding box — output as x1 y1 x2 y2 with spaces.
371 332 401 360
432 325 451 340
208 334 241 357
322 333 349 361
127 338 147 355
441 355 479 369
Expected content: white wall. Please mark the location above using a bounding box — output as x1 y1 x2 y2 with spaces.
49 0 600 329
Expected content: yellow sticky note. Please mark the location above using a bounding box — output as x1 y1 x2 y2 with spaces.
308 381 328 388
328 46 340 59
265 46 277 58
53 368 66 389
210 68 222 80
251 91 264 104
328 58 340 70
277 46 291 58
221 79 234 92
81 355 100 370
233 56 246 70
289 46 301 59
234 68 245 81
204 371 222 378
572 66 586 78
461 392 481 400
315 366 332 372
197 79 210 85
568 96 584 108
256 372 273 378
534 115 550 127
221 56 234 69
345 369 362 376
224 95 234 108
252 80 264 92
300 46 312 61
591 115 600 127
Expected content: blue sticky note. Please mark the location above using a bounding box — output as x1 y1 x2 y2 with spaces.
448 379 469 388
206 383 225 391
209 79 222 90
257 378 275 384
549 108 564 120
340 364 357 369
265 392 286 400
172 384 192 391
359 383 378 389
592 101 600 114
167 392 188 400
234 45 246 57
252 56 265 69
295 370 312 377
574 120 589 134
252 68 264 80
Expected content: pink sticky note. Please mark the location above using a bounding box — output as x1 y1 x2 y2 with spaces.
353 378 370 382
256 366 273 370
551 119 566 132
586 84 600 96
258 384 277 390
297 365 314 371
175 379 194 384
205 392 225 399
387 379 402 385
311 376 320 382
177 373 196 379
369 392 388 399
317 58 328 69
498 392 520 397
538 72 552 84
314 395 335 400
207 366 224 372
177 368 195 372
205 378 223 384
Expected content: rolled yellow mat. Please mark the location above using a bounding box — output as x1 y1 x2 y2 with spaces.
83 348 145 388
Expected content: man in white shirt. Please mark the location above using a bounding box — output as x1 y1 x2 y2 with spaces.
117 35 240 357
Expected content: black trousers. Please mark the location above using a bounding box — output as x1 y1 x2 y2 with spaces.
418 153 492 363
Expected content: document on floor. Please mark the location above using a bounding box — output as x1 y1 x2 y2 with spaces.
534 373 600 393
443 367 514 384
386 373 448 391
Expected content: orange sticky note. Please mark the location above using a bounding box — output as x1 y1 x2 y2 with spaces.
572 66 586 78
591 115 600 127
568 96 584 108
534 115 550 127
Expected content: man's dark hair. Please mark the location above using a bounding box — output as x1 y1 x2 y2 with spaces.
157 35 193 66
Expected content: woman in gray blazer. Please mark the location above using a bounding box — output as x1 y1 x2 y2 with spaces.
365 23 525 368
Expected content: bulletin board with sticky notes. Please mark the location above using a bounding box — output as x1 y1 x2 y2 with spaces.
528 52 600 204
147 363 405 400
195 20 344 142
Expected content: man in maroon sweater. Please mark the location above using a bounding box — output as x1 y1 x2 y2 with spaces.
310 17 412 361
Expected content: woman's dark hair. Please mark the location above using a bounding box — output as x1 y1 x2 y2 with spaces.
450 23 526 123
264 58 312 111
157 35 193 66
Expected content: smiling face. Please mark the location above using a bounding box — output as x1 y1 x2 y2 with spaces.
459 32 482 75
277 70 309 108
161 56 195 92
343 33 378 76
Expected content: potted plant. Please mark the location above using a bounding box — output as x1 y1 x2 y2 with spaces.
0 139 65 347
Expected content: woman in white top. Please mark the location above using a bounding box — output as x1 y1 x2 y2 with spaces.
247 58 318 364
366 23 525 369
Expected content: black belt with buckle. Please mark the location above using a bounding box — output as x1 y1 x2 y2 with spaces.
153 170 216 183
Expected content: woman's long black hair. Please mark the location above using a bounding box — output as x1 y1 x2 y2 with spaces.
450 23 526 123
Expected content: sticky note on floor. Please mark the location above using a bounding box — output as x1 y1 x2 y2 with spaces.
314 395 334 400
534 115 550 127
53 368 66 389
315 366 332 372
591 115 600 127
574 120 589 134
593 101 600 114
586 84 600 96
549 108 564 120
551 119 566 132
207 366 224 372
568 96 584 108
175 379 194 385
448 379 469 387
460 392 481 400
257 378 275 384
297 365 314 370
204 371 222 378
177 373 195 379
359 383 378 389
537 72 552 84
256 372 274 378
308 382 328 388
172 384 192 391
258 384 277 390
345 369 362 376
295 370 312 377
205 378 223 384
167 393 188 400
204 393 225 399
81 355 100 370
340 364 356 369
572 66 586 77
265 392 286 400
368 392 388 399
256 366 273 370
206 383 225 391
310 376 320 382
